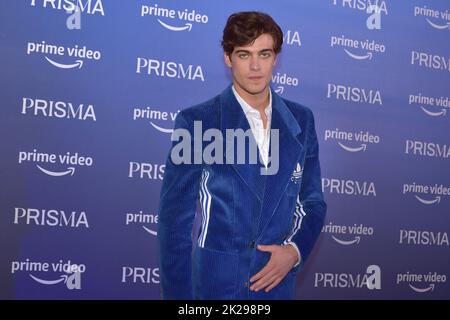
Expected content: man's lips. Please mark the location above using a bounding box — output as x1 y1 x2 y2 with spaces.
248 76 263 80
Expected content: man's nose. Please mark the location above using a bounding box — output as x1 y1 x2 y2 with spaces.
250 56 261 71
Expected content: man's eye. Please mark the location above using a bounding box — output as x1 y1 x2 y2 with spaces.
238 53 249 59
260 52 271 58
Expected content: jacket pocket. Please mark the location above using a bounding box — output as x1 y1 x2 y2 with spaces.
192 247 239 300
286 177 302 197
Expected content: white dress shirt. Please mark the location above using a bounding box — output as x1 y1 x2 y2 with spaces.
232 85 272 168
231 85 301 267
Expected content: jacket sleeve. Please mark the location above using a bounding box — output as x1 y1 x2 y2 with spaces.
290 109 327 268
157 111 203 299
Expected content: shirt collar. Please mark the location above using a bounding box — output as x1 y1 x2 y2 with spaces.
232 85 272 117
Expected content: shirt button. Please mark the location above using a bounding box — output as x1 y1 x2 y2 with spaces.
244 281 249 287
250 241 256 248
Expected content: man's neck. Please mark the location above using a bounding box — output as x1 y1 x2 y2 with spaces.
233 83 270 112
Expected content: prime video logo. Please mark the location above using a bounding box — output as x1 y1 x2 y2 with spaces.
414 5 450 30
12 259 84 290
140 3 208 32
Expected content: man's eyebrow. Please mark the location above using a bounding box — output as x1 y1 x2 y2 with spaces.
234 48 274 54
234 49 250 54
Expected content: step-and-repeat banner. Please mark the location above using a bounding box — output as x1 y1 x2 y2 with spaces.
0 0 449 299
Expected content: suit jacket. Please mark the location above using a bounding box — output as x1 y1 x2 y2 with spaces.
158 85 327 300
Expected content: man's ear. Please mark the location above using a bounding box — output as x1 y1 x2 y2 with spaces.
224 52 232 68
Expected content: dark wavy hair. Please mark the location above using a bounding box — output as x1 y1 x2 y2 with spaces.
221 11 283 56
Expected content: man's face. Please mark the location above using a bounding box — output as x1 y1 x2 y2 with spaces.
224 33 277 98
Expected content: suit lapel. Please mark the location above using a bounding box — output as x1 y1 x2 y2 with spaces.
257 90 305 236
219 85 305 222
220 86 266 202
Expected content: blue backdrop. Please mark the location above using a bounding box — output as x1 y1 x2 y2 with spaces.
0 0 449 299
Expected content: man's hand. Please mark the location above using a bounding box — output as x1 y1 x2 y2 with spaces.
249 244 299 293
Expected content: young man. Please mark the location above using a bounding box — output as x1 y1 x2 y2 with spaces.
158 11 327 300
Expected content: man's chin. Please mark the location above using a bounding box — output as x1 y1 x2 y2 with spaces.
242 84 268 96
